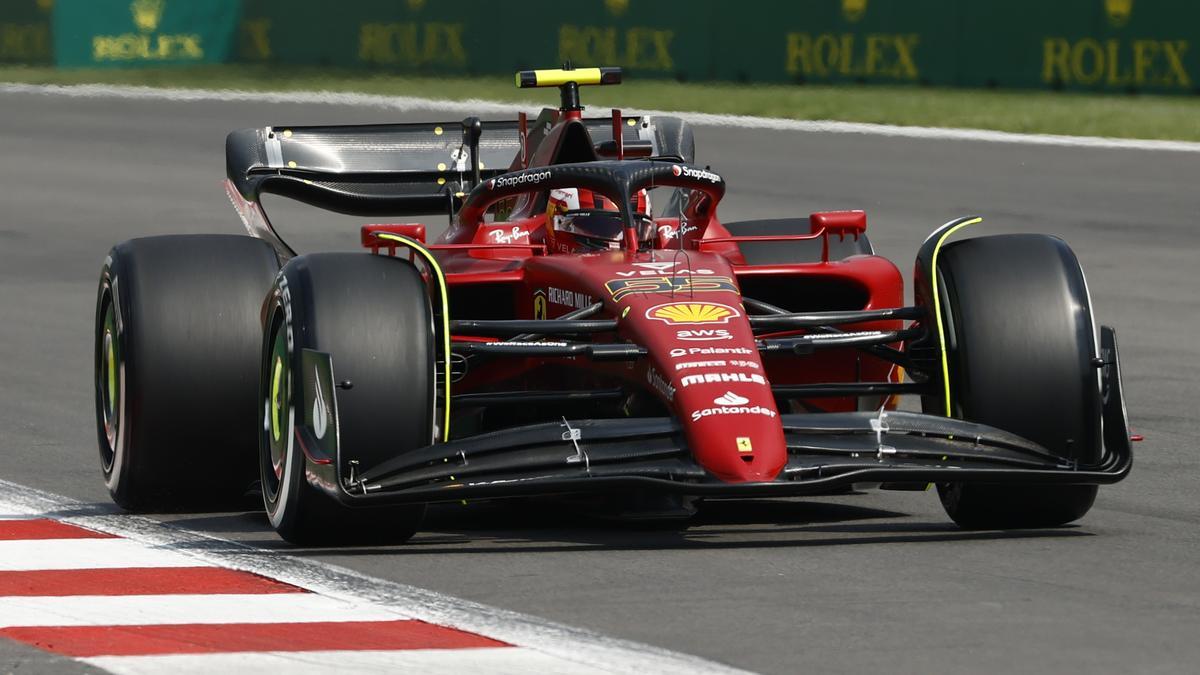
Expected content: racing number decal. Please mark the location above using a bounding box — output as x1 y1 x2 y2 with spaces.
605 276 738 302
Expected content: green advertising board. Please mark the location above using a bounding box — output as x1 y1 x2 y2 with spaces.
53 0 240 68
1 0 1193 95
0 0 52 65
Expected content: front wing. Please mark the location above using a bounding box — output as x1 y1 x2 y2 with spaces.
296 325 1132 507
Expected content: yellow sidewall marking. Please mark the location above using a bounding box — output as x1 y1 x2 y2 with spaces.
930 216 983 416
374 233 452 442
105 332 117 412
270 356 283 443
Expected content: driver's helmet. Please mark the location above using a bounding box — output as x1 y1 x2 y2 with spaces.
547 188 653 252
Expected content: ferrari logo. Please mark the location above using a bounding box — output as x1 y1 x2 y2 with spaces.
646 302 740 325
130 0 164 33
533 290 547 320
605 276 737 302
1105 0 1132 27
736 437 753 453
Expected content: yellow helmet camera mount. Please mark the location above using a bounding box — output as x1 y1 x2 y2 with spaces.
516 64 622 112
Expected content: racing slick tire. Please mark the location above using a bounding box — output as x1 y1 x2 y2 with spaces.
932 234 1102 529
95 235 281 510
260 253 430 546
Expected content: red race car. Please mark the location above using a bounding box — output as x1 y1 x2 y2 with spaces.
94 66 1132 544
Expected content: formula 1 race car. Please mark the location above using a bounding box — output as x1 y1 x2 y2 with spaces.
94 66 1132 544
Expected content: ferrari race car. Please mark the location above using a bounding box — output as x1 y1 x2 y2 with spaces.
94 66 1132 544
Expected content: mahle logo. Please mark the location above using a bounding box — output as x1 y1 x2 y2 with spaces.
1106 0 1132 27
130 0 164 33
842 0 867 22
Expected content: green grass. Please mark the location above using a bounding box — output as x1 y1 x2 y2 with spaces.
4 65 1199 141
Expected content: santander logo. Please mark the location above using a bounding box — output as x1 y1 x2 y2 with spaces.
714 391 749 406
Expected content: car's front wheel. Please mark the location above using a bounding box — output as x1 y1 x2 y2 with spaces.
931 234 1102 529
261 253 431 545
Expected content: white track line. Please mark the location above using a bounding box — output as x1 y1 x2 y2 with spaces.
0 593 406 628
85 647 611 675
2 81 1197 153
0 538 211 571
0 479 746 675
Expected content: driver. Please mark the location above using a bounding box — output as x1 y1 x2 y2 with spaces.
546 188 653 252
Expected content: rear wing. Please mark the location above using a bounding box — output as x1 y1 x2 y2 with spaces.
224 113 652 257
225 120 523 218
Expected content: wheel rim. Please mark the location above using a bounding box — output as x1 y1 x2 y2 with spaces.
97 289 120 473
262 310 289 502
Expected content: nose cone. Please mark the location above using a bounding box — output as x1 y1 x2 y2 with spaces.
630 298 787 482
546 250 788 483
681 385 787 481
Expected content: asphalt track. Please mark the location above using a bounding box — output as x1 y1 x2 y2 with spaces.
1 89 1198 674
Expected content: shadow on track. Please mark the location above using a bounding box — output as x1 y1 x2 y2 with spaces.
135 497 1093 556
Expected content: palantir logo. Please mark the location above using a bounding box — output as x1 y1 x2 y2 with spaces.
714 391 749 406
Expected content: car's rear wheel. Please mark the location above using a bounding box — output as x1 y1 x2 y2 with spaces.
95 235 280 510
931 234 1102 528
261 253 430 545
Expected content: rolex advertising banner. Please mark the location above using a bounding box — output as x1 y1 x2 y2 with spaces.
6 0 1194 95
0 0 52 64
53 0 240 67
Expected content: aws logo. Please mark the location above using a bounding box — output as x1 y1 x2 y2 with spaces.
646 302 740 326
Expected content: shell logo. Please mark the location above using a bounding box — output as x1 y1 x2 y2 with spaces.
646 302 741 325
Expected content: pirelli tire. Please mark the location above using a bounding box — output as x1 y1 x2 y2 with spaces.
260 253 431 546
95 235 281 510
932 234 1103 529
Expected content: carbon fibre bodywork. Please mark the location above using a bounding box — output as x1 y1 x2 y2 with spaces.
225 84 1132 517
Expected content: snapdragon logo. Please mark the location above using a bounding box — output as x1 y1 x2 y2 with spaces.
670 165 722 183
489 170 552 190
